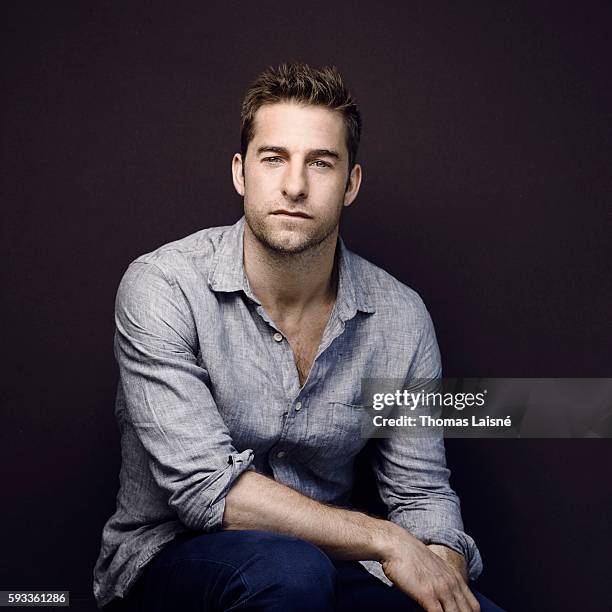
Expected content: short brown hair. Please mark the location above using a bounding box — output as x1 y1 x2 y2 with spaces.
240 62 362 171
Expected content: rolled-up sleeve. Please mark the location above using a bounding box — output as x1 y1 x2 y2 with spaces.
114 260 254 532
372 305 483 581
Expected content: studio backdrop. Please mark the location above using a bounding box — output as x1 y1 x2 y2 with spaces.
2 2 611 611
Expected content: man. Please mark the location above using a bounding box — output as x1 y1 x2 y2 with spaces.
94 62 501 611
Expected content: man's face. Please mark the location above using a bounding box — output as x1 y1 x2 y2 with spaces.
232 102 361 255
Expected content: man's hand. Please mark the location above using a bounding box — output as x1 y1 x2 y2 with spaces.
378 523 480 612
428 544 469 583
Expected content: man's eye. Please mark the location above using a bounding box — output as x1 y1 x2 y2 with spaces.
263 156 283 164
312 160 330 168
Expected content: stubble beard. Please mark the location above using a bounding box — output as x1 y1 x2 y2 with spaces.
244 204 341 258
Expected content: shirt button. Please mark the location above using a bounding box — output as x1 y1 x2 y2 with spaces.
295 402 302 412
276 450 286 459
273 332 283 342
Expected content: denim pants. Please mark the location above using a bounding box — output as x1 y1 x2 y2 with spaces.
105 530 504 612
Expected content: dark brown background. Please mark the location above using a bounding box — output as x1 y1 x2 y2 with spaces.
1 2 611 611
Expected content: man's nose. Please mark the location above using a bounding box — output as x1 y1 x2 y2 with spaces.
281 161 308 201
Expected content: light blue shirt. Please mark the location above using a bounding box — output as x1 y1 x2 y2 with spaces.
93 216 482 607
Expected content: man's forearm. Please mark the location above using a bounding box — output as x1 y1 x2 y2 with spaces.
223 471 478 611
222 470 394 562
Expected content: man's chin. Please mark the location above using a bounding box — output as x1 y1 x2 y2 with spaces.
262 236 314 255
245 215 335 256
247 220 297 249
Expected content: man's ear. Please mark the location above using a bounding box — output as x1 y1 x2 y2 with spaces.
232 153 245 196
343 163 362 208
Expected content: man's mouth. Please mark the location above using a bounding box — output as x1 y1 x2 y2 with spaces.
271 209 312 219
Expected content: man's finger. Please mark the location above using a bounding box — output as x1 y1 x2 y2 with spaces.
461 582 481 612
435 580 461 612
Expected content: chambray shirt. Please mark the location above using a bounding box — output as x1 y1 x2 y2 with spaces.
93 216 482 608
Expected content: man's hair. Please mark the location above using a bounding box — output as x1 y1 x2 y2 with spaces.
240 62 362 172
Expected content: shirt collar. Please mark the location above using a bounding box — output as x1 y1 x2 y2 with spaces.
207 216 375 318
207 216 248 295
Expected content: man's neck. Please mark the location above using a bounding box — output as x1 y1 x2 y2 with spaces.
243 225 338 318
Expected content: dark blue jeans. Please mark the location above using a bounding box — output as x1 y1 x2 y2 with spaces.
107 530 504 611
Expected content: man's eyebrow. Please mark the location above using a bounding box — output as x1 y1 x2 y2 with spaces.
309 148 341 160
256 145 341 160
256 145 289 156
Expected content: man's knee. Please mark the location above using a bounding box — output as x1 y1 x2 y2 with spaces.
131 530 337 611
234 531 337 609
214 531 337 612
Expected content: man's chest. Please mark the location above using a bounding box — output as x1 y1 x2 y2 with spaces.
201 300 343 410
281 310 332 387
193 296 412 457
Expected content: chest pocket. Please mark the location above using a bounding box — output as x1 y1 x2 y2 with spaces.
295 400 370 470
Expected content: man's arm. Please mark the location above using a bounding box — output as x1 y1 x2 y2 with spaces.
115 260 255 532
223 470 479 612
372 302 483 584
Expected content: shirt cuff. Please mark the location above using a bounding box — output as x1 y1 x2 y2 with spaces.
193 448 255 532
415 526 483 581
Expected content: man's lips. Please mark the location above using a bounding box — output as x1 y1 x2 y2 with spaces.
271 209 312 219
